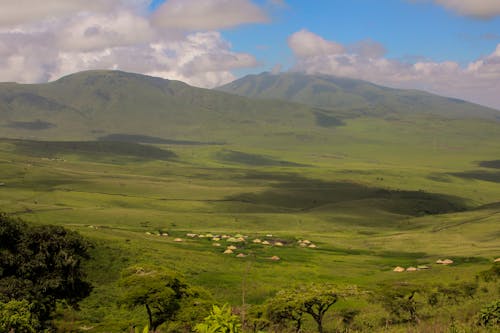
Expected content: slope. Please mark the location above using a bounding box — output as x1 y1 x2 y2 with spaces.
217 72 500 119
0 70 317 141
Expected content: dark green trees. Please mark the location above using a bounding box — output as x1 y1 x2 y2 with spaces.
0 213 92 329
120 265 209 332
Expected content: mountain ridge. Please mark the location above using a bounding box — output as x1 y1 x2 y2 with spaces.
217 71 500 119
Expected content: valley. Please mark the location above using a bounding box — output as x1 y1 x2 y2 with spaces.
0 71 499 331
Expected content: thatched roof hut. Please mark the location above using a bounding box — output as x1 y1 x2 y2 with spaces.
236 253 247 258
406 267 417 272
270 256 280 261
494 258 500 263
174 238 183 242
393 266 405 272
223 249 233 254
227 245 237 250
262 241 271 245
274 242 284 247
308 244 317 248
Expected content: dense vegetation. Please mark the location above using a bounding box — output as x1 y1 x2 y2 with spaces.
0 213 92 331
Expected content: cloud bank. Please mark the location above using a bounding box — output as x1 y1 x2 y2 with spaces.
0 0 263 87
433 0 500 19
288 30 500 109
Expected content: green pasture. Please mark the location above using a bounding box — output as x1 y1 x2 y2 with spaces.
0 112 499 331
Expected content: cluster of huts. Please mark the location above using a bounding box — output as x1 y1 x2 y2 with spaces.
145 231 320 261
393 257 500 273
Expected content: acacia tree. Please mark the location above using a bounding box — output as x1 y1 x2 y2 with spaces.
297 284 338 333
378 284 421 324
0 213 92 328
119 265 202 332
266 289 304 332
266 283 343 333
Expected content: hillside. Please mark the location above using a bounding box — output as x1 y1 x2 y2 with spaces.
217 72 500 119
0 70 317 141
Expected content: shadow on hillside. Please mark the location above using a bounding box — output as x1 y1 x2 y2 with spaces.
478 160 500 169
6 139 176 161
226 171 467 216
215 150 307 167
449 170 500 183
98 133 223 145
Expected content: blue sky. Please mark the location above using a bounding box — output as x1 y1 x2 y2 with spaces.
0 0 500 108
222 0 500 72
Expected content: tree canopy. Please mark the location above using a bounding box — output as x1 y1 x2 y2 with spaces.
0 213 92 328
119 265 208 332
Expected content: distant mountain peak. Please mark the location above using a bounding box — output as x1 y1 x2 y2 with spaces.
217 72 499 119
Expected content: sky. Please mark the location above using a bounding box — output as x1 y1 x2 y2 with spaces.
0 0 500 109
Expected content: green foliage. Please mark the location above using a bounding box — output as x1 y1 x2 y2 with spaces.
477 300 500 327
194 304 241 333
266 284 342 333
0 300 39 333
119 265 200 332
0 213 92 328
266 289 304 332
378 284 422 324
245 304 270 333
479 263 500 282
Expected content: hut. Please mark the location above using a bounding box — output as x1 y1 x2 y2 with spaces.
274 242 284 247
223 249 234 254
393 266 405 272
236 253 247 258
308 244 317 248
406 267 417 272
270 256 280 261
494 258 500 263
417 265 430 270
262 241 271 245
441 259 454 265
227 245 237 250
253 239 262 243
174 238 183 242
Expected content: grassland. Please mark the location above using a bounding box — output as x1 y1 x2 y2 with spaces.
1 109 499 331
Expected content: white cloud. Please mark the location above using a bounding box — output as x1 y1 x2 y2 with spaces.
288 30 500 109
288 30 344 58
151 0 268 31
434 0 500 19
0 1 261 87
57 11 154 52
0 0 124 27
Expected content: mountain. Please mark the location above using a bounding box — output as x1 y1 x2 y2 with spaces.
0 70 317 141
217 72 500 119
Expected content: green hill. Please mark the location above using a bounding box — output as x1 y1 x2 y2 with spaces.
217 72 500 119
0 70 317 141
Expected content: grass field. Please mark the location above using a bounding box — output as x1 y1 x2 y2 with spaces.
1 112 499 331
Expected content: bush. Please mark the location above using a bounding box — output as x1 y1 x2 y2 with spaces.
477 300 500 327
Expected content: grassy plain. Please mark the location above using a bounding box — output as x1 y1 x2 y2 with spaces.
0 113 499 331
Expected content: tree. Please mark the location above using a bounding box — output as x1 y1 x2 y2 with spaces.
266 283 345 333
0 213 92 328
266 289 304 332
0 299 39 333
119 265 197 332
194 304 242 333
297 284 338 333
378 284 421 324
